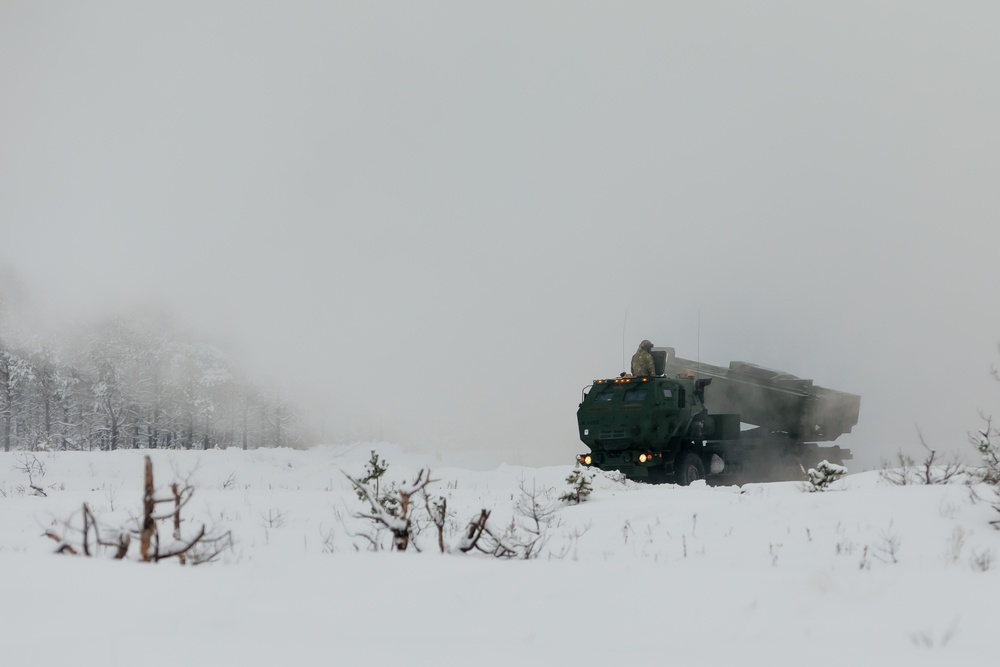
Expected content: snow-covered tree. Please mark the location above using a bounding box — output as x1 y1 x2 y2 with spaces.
346 467 432 551
0 342 34 452
804 460 847 492
0 308 311 452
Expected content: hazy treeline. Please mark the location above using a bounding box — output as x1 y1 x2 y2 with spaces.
0 309 304 453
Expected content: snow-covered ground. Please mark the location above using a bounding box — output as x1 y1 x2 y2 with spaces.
1 445 997 666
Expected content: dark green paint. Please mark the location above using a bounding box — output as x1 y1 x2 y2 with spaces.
576 347 860 485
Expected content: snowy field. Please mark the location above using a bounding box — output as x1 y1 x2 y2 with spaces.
1 445 998 667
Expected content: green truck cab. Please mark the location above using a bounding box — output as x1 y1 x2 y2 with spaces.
576 347 860 485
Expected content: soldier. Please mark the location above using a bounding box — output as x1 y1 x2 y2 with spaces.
630 339 656 377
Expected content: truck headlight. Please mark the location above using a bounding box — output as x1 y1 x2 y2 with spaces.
639 453 648 463
581 455 592 466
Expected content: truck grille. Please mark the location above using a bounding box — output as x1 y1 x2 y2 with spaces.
599 428 627 439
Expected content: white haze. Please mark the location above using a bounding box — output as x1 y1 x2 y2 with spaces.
2 2 999 469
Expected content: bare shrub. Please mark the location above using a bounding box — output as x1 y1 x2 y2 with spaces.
858 545 871 570
881 431 963 486
916 431 964 484
14 453 48 496
104 484 119 512
970 395 1000 529
973 413 1000 484
879 450 916 486
945 526 967 565
872 522 901 564
909 620 959 649
45 503 130 558
969 548 995 572
504 479 558 559
835 539 856 557
345 468 434 551
345 464 558 559
450 505 554 560
259 509 287 529
425 494 448 554
769 542 782 566
47 456 231 564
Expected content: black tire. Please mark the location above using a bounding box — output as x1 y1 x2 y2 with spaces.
676 452 706 486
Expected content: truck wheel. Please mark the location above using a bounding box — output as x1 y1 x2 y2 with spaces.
676 452 705 486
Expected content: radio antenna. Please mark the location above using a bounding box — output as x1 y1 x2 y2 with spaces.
622 311 628 374
697 308 701 379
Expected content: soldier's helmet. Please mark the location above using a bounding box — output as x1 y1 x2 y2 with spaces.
640 339 653 351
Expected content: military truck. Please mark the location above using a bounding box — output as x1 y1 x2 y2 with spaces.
576 347 860 485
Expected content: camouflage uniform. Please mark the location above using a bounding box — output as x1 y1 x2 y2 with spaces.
630 340 655 377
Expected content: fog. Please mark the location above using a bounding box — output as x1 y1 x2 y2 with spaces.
2 2 999 469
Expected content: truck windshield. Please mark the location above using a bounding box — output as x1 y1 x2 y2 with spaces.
624 388 648 403
594 391 614 402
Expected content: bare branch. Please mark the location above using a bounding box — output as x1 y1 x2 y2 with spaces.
455 510 491 554
424 491 447 554
188 531 233 565
156 524 206 561
140 456 157 562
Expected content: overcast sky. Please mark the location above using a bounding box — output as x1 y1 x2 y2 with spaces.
2 2 999 469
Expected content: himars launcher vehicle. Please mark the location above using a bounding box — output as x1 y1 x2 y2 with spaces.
576 347 861 485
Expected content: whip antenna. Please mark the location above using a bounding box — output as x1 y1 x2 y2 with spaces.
622 311 628 374
697 308 701 379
